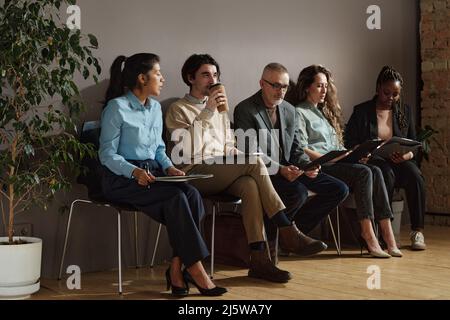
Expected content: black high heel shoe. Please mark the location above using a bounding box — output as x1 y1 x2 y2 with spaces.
165 267 189 296
182 269 227 296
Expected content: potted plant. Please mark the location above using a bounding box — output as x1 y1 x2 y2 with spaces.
0 0 100 299
416 125 441 166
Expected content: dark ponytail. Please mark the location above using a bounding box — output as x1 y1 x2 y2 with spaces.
103 53 160 108
104 55 127 108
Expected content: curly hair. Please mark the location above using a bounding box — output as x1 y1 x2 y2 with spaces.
375 66 408 133
286 65 344 146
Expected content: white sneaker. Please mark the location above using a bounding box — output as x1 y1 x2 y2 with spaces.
410 231 427 250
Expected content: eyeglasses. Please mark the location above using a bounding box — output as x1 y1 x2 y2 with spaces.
262 79 289 91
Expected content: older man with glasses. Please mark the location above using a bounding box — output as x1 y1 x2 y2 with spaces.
234 63 349 257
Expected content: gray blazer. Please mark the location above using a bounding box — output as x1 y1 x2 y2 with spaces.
233 90 310 169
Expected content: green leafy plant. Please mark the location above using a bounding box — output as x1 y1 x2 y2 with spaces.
416 125 441 163
0 0 101 244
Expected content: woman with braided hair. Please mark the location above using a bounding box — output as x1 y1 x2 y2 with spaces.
345 66 426 251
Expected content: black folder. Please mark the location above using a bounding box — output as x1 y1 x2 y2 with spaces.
300 150 350 171
338 139 385 163
372 137 422 159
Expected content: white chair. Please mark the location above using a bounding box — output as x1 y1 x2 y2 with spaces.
58 121 142 295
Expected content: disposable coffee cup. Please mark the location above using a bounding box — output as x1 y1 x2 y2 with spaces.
209 83 229 114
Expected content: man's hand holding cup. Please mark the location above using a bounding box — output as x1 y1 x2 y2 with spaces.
207 83 229 113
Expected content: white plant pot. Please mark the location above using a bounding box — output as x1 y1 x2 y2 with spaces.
0 237 42 300
391 200 404 245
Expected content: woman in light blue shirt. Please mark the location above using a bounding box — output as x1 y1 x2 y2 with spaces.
286 65 402 258
100 53 226 296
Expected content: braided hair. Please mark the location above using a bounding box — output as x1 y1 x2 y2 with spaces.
375 66 408 133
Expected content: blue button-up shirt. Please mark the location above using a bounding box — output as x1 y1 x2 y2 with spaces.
296 101 345 154
99 91 173 178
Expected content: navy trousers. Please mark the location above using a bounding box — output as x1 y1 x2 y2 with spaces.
101 160 209 267
265 172 349 240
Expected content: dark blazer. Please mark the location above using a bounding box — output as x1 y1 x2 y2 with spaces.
233 90 310 169
344 98 416 149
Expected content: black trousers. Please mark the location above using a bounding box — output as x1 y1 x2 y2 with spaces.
101 160 209 267
265 172 349 240
369 157 426 230
321 163 393 221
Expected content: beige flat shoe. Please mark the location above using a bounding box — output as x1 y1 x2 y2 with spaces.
388 248 403 257
368 249 391 259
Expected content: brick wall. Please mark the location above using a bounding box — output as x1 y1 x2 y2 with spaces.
420 0 450 214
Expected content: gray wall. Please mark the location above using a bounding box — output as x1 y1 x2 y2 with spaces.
76 0 418 122
3 0 418 278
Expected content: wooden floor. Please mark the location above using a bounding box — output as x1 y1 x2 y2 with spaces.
33 225 450 300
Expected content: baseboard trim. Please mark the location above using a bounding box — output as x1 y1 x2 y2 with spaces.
426 212 450 217
425 213 450 227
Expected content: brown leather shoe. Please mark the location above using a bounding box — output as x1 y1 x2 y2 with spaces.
248 250 292 283
278 222 327 256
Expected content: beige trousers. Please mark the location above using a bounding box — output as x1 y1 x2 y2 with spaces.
186 157 286 244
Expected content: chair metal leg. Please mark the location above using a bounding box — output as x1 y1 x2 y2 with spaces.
337 207 341 254
210 202 216 279
117 211 123 295
150 223 162 268
274 228 279 265
58 198 125 295
328 215 341 256
263 228 272 263
373 218 379 239
59 199 92 280
134 212 139 268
